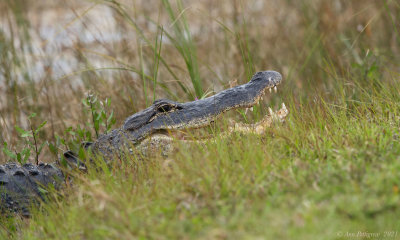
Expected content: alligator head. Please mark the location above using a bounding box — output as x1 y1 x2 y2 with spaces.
93 71 283 158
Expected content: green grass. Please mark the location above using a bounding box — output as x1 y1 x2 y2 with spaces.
3 82 400 239
1 0 400 239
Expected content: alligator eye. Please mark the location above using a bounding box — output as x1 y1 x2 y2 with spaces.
157 104 174 113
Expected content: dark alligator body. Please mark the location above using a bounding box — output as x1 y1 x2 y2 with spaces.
0 71 283 216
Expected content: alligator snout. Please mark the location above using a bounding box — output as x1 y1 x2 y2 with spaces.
251 70 282 87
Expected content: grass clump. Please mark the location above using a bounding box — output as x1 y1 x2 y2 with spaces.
4 85 400 239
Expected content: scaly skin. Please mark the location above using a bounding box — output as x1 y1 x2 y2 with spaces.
0 71 287 216
0 162 63 217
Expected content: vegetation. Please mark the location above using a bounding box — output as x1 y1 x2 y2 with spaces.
0 0 400 239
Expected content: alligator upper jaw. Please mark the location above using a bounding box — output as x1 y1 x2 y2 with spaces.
158 70 282 129
122 71 282 143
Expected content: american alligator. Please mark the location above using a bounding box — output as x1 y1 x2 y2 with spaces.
0 71 288 216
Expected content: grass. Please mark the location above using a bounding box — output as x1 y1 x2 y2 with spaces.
1 0 400 239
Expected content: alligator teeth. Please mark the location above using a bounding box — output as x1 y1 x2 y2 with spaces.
274 86 277 93
282 102 287 110
245 106 254 114
268 107 274 115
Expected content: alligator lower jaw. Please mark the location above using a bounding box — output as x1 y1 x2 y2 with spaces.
136 102 288 157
